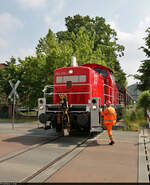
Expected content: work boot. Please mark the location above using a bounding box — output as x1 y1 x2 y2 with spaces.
109 141 115 145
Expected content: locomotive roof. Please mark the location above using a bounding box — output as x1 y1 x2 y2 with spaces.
82 63 114 73
54 65 94 72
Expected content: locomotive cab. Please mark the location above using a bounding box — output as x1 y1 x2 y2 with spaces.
82 64 119 106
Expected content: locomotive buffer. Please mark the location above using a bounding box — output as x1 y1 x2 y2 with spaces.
90 97 103 133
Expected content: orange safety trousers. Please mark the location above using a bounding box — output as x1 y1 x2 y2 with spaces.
106 124 114 142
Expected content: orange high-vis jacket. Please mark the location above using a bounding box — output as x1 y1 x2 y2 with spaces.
100 106 117 125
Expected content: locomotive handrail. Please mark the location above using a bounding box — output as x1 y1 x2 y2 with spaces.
44 83 91 86
43 83 121 106
104 83 113 103
103 83 119 105
50 92 90 95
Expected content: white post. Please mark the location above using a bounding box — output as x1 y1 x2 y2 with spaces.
12 93 15 129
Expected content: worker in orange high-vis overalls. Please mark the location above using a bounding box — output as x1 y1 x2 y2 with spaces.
100 100 117 145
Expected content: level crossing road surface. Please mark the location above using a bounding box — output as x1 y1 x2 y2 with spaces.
0 122 149 183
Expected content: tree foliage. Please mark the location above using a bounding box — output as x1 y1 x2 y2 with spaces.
136 90 150 118
0 57 19 98
135 59 150 91
135 28 150 91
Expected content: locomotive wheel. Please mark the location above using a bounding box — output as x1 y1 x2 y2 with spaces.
56 123 62 132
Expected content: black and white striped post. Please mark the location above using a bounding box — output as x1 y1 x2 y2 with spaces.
8 80 20 129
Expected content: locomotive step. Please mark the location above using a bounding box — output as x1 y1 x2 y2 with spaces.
90 126 103 132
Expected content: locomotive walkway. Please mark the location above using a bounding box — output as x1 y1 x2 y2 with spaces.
0 122 149 183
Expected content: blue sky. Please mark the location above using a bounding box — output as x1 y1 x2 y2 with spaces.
0 0 150 85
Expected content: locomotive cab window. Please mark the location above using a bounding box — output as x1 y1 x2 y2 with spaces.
94 68 108 77
56 75 86 83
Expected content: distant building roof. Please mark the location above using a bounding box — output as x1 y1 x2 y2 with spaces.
0 63 7 68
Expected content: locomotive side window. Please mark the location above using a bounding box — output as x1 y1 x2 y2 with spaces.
94 68 108 77
56 76 63 83
56 75 86 83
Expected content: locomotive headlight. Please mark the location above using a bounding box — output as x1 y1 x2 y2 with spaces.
39 105 44 110
68 69 73 74
92 105 97 110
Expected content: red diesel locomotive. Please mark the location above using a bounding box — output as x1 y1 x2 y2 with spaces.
38 57 133 134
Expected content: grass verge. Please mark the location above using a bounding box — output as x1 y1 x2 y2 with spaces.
122 107 147 131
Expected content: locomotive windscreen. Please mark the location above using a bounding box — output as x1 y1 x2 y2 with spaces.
94 68 108 77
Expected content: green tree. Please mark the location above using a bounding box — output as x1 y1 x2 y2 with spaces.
136 90 150 118
135 28 150 91
0 57 19 98
17 55 48 108
69 27 106 66
56 14 126 86
140 28 150 57
135 60 150 91
36 29 73 73
114 60 127 87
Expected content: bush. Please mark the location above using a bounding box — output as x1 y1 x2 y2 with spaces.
115 105 124 121
123 107 147 131
136 90 150 118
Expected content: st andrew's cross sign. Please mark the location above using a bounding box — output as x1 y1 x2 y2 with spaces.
8 80 20 129
8 80 20 99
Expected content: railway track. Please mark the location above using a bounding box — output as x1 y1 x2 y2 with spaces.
0 131 94 182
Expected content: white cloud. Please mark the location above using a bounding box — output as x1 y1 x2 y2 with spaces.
108 16 150 85
0 48 36 63
44 15 66 32
138 15 150 33
51 0 65 15
44 16 52 26
0 13 23 35
0 38 8 49
18 48 36 59
16 0 47 8
44 0 66 32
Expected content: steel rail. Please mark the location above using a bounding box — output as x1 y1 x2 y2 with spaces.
0 135 62 164
21 134 94 183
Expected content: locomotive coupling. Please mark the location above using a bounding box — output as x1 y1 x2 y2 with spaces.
59 94 70 132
